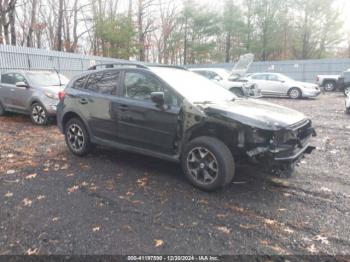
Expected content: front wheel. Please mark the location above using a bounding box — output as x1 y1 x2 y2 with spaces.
30 103 49 125
344 86 350 96
181 136 235 191
288 88 302 99
64 118 92 156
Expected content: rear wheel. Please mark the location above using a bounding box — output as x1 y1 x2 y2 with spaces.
30 103 49 125
64 118 92 156
182 136 235 191
323 80 336 92
344 86 350 96
288 88 301 99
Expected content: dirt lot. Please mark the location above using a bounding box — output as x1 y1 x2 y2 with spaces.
0 93 350 256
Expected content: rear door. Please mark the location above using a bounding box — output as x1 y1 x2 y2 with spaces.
114 69 180 154
72 70 121 141
250 74 276 95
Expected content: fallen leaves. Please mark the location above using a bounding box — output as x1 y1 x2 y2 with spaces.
137 177 148 188
25 248 39 255
216 226 231 234
25 173 37 180
67 185 79 194
313 235 330 245
36 195 46 200
52 217 60 222
6 170 16 175
154 239 164 247
22 198 33 207
4 191 13 198
92 226 101 232
307 244 317 254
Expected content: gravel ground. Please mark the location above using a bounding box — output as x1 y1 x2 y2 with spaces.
0 93 349 256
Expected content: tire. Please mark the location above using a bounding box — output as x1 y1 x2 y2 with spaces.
0 102 5 116
288 87 302 99
323 81 336 92
181 136 235 191
344 86 350 97
30 102 49 125
230 87 244 97
64 118 92 156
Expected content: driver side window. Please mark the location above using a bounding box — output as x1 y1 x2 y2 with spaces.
123 72 163 101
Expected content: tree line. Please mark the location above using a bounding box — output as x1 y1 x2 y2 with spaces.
0 0 348 64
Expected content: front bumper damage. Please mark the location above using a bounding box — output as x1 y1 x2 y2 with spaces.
245 120 317 167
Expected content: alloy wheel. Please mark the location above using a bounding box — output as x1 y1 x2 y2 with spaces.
32 104 46 124
67 124 85 151
324 82 335 91
289 89 300 99
187 147 219 185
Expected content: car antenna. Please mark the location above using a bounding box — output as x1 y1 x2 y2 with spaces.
53 67 62 86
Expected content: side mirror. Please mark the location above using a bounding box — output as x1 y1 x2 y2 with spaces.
16 81 28 88
151 92 165 106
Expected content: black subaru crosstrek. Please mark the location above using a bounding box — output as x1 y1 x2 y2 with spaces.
57 62 316 191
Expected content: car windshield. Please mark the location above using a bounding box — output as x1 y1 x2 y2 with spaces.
151 67 236 103
26 72 69 86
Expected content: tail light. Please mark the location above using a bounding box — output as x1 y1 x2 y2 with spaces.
58 91 65 101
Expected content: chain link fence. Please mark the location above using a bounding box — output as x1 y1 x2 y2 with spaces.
1 44 350 83
0 45 120 79
187 58 350 83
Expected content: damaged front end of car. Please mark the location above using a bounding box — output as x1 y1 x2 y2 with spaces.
180 99 317 177
243 120 316 176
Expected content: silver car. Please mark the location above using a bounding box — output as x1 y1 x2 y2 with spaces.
244 73 321 99
0 70 69 125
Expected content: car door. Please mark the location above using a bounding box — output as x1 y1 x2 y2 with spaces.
73 70 121 142
0 73 15 108
250 74 276 96
265 74 287 95
114 69 180 154
10 73 33 111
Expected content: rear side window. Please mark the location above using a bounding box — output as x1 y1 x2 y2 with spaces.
84 71 119 95
73 75 89 89
1 73 15 84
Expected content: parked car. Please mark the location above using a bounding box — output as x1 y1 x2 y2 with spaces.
345 94 350 114
242 73 321 99
189 68 261 97
57 62 316 191
316 74 341 92
0 70 69 125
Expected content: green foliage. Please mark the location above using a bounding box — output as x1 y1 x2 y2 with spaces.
95 15 137 59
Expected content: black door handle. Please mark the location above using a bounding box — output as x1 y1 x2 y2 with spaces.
79 98 88 105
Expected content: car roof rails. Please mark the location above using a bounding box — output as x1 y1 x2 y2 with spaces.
145 63 188 71
88 62 188 71
88 62 149 70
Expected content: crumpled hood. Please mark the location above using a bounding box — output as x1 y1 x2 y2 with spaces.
202 98 307 130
